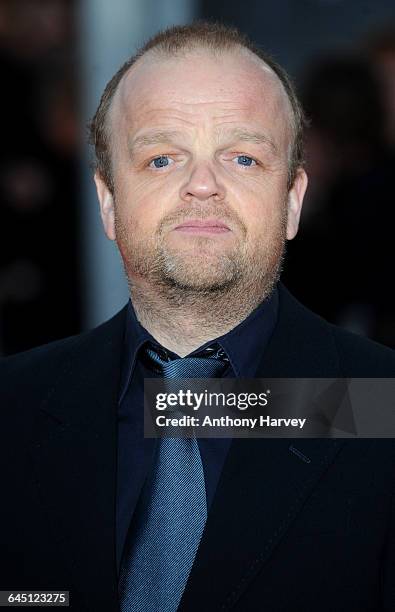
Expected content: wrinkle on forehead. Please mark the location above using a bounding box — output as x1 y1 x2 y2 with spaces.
109 47 293 156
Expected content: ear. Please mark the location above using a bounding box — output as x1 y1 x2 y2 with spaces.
286 168 308 240
94 172 116 241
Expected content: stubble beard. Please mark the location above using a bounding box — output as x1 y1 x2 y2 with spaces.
114 201 287 329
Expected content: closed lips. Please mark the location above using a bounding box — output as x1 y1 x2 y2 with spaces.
175 220 230 230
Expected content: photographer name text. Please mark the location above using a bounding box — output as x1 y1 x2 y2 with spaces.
155 415 306 429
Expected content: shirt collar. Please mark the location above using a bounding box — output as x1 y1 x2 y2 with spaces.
118 301 158 405
119 286 279 403
209 287 278 377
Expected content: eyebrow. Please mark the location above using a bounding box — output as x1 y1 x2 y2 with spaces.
221 128 278 154
128 130 183 155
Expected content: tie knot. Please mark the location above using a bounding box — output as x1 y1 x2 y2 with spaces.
142 341 229 379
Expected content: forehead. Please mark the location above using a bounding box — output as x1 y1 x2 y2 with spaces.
110 48 292 148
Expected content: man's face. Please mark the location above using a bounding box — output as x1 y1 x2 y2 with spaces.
95 49 307 296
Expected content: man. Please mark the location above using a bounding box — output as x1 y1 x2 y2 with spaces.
1 22 395 612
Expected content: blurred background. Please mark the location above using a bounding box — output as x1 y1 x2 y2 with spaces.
1 0 395 356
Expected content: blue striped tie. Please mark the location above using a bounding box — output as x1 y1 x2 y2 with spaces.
119 343 228 612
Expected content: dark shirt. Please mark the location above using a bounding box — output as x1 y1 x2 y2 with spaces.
116 287 279 573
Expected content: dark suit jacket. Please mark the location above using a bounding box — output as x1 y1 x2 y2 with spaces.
1 284 395 611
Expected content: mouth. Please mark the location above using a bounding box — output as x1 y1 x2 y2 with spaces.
173 219 231 235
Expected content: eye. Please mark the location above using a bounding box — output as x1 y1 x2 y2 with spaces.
233 155 257 167
149 155 174 169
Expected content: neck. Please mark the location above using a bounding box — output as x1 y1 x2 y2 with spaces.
129 277 272 357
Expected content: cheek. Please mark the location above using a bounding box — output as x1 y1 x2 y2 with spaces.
114 187 158 234
115 172 179 226
230 170 287 211
116 207 156 244
237 194 286 243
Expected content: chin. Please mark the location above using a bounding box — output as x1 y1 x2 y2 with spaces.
166 279 237 294
161 255 240 289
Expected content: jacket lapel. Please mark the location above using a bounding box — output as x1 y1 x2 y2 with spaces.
179 437 345 611
179 285 346 610
30 305 128 612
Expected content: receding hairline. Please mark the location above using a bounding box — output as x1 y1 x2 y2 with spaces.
89 24 306 193
108 43 294 138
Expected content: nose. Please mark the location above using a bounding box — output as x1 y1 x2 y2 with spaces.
180 162 226 202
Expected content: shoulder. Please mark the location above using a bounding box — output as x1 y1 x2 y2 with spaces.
329 322 395 376
275 284 395 376
0 305 128 453
0 304 128 400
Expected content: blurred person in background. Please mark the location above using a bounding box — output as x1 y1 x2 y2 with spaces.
283 53 395 346
1 22 395 612
364 27 395 152
0 0 80 356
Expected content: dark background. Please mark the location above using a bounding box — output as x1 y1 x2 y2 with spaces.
1 0 395 356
